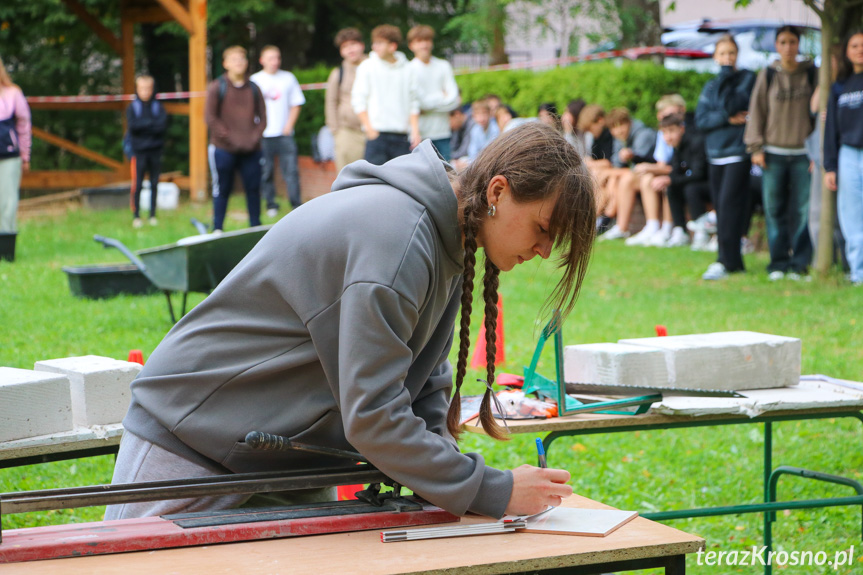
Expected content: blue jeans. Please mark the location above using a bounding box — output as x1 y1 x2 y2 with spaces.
261 135 301 209
431 138 451 162
364 132 410 166
209 145 262 231
837 145 863 282
761 153 812 273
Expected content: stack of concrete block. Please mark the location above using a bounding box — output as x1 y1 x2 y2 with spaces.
564 331 801 391
0 368 73 442
35 355 141 428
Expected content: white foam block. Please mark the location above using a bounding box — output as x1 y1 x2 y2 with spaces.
619 331 801 391
0 368 73 442
563 343 668 387
35 356 141 427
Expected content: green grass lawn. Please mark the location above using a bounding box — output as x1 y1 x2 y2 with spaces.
1 199 861 574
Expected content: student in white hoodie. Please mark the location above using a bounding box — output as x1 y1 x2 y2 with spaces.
408 25 460 161
352 25 421 165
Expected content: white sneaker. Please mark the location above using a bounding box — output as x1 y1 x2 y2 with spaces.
705 235 718 252
686 212 717 235
768 271 785 281
691 231 710 251
149 217 158 226
702 262 728 280
598 225 630 241
647 229 671 247
666 227 690 247
625 227 657 246
741 237 754 255
132 218 143 229
266 208 278 218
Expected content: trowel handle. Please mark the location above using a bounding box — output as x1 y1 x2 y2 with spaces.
244 431 368 463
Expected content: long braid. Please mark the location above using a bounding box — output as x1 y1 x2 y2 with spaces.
446 209 478 440
478 257 507 439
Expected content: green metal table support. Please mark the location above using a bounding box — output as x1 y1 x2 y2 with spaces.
541 411 863 575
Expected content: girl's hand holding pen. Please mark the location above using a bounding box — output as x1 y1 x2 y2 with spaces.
504 465 572 516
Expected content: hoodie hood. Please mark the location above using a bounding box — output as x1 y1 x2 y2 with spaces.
332 140 463 268
369 50 409 69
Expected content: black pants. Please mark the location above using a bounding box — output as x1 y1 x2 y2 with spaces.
709 159 752 272
133 149 162 218
364 132 411 166
666 180 710 229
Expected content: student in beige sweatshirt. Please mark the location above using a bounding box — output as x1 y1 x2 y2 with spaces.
745 25 817 280
325 28 367 171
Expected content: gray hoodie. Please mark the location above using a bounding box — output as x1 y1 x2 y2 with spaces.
122 141 512 518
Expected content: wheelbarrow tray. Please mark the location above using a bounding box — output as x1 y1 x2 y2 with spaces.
137 225 271 293
62 263 158 299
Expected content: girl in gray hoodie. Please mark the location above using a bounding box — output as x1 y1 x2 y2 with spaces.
106 123 596 521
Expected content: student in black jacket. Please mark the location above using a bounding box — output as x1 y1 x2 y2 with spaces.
127 75 167 228
655 113 710 248
824 30 863 286
695 35 757 280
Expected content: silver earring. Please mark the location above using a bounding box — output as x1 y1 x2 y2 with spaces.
487 204 496 217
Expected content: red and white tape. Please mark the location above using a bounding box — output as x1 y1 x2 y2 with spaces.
25 47 706 105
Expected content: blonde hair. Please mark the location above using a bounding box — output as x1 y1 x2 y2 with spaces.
655 94 686 114
576 104 604 132
447 123 597 440
714 34 738 53
222 45 248 60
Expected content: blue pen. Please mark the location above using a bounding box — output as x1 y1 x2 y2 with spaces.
535 438 547 468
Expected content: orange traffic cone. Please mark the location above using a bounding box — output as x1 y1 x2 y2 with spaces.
128 350 145 365
471 294 505 368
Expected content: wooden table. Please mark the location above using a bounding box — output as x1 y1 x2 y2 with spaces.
0 424 123 469
0 495 704 575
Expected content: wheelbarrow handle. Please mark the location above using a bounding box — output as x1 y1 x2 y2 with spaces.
93 235 148 273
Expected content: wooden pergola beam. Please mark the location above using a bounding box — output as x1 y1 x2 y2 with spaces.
60 0 122 55
31 126 124 171
154 0 194 34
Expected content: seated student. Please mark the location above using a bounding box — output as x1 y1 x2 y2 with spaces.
496 105 534 132
537 102 561 131
561 99 588 157
602 95 684 244
460 98 499 166
576 105 615 224
449 105 471 160
652 113 710 247
596 108 656 234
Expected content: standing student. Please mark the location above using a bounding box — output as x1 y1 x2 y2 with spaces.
127 74 167 228
205 46 267 233
251 45 305 217
104 123 594 522
325 28 367 172
0 56 31 234
745 26 817 280
824 29 863 286
696 35 757 280
408 25 460 161
352 25 420 165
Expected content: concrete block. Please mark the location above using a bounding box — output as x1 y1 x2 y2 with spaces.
619 331 801 391
563 343 669 387
35 356 141 427
0 368 73 442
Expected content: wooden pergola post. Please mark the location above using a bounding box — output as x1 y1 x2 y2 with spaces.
188 0 208 202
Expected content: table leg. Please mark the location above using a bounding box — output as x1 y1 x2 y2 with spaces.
764 421 773 575
663 554 686 575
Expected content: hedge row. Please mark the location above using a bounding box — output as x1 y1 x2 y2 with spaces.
290 61 714 156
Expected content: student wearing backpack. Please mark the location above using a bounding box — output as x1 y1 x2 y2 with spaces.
0 56 31 234
745 26 817 281
205 46 267 233
824 30 863 286
326 29 367 172
127 75 167 228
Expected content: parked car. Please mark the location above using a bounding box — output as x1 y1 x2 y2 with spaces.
661 19 821 73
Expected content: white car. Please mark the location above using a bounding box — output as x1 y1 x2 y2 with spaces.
661 19 821 73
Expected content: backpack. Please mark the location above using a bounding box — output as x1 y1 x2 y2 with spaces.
0 97 20 159
217 76 263 123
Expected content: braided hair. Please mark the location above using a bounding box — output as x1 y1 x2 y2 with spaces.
446 122 597 440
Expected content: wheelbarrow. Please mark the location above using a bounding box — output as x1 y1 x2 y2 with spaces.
93 224 272 322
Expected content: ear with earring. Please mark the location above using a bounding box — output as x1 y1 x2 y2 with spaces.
487 204 496 217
